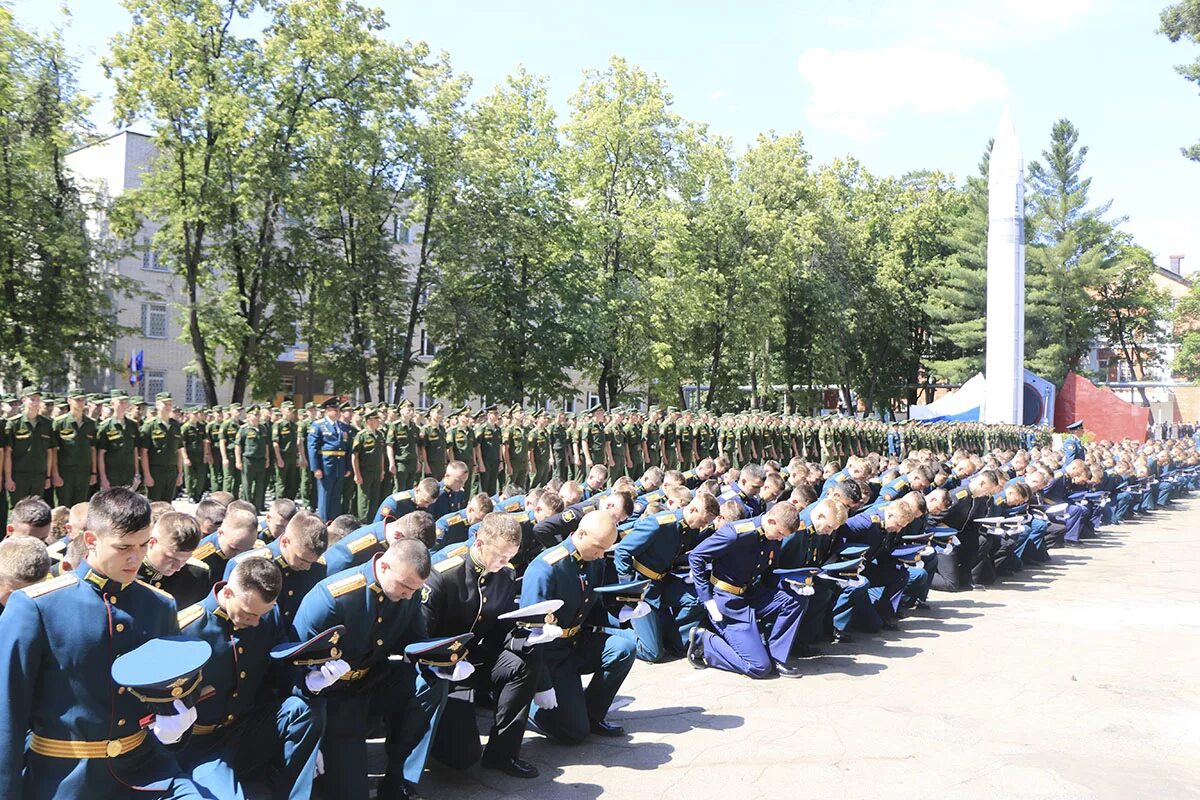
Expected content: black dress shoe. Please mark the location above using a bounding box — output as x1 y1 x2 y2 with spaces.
775 661 804 678
481 755 540 779
589 719 626 737
913 599 931 610
375 775 424 800
687 626 707 669
831 629 853 644
881 620 899 631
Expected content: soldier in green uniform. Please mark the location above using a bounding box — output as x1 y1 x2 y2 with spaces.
220 404 243 496
476 405 504 494
548 410 569 483
138 391 183 502
205 406 224 497
352 408 387 519
96 391 140 489
503 405 531 491
625 409 644 480
52 388 97 506
181 405 210 502
388 400 421 493
446 405 478 492
571 415 585 483
529 408 553 487
235 404 271 510
297 402 317 508
661 408 679 471
339 403 359 515
696 412 715 462
4 387 56 508
643 406 662 471
421 403 448 480
605 408 630 480
272 401 300 501
579 404 609 483
677 410 696 471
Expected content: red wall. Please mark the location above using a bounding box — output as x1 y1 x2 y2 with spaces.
1053 371 1149 442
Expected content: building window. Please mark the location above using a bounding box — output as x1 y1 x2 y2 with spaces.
587 393 599 409
143 369 166 401
281 375 296 397
1170 255 1184 273
140 236 166 272
419 329 437 357
140 303 168 339
185 374 207 405
418 382 432 409
562 396 576 414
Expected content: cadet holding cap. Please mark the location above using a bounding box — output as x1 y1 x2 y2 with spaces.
0 488 206 799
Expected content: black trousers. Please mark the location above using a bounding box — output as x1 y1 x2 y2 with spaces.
433 646 541 767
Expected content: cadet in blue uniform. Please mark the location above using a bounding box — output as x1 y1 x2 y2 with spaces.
373 476 441 523
291 539 442 800
223 512 328 624
0 488 205 799
686 503 806 678
1062 421 1085 464
613 492 720 662
323 511 436 575
307 397 351 522
177 557 324 800
520 510 635 743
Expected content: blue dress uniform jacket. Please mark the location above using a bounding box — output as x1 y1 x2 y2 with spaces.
688 516 805 677
291 558 440 798
717 481 761 517
613 508 705 662
323 520 387 575
428 482 466 520
372 488 428 523
176 590 322 800
0 562 203 800
307 418 351 521
520 537 635 743
434 509 472 548
878 474 913 502
222 539 328 625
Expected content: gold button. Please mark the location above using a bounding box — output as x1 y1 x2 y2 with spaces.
118 687 126 695
287 590 294 596
115 623 125 633
237 647 244 654
108 595 118 604
106 740 122 758
376 639 384 646
232 692 238 698
239 671 246 679
227 714 235 722
377 617 383 623
118 718 126 726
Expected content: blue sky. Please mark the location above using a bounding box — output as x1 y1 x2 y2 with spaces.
14 0 1200 270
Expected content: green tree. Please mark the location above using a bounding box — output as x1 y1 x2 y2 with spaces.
1159 1 1200 161
1094 242 1172 402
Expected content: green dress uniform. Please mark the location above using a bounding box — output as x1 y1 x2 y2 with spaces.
625 421 644 479
530 425 552 487
582 419 606 481
548 420 569 483
352 425 387 520
206 416 225 497
572 422 586 483
605 422 628 480
220 418 242 496
447 422 476 487
643 419 661 471
422 422 447 480
389 418 420 493
696 420 715 461
476 422 503 495
504 423 529 491
677 423 695 471
297 415 314 508
661 420 678 470
236 420 271 510
97 415 139 488
52 413 96 506
272 417 300 500
140 416 182 502
341 420 359 515
181 419 209 502
6 414 55 506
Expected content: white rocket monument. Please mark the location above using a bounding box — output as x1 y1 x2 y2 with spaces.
983 107 1025 425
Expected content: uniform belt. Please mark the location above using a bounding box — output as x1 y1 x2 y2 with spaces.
30 730 147 759
710 576 745 596
631 558 668 582
339 666 371 682
320 450 346 456
560 625 582 638
192 718 235 736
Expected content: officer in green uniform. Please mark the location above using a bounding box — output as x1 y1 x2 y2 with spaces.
235 404 271 510
547 410 568 483
273 401 300 501
352 408 387 519
678 411 695 471
571 415 585 483
96 390 140 489
205 406 224 497
446 405 478 491
339 403 359 515
220 404 243 496
297 402 317 508
530 408 553 487
180 406 210 502
503 405 530 491
581 403 609 482
660 408 679 470
476 405 504 495
696 412 715 461
388 400 421 493
643 406 662 472
421 403 447 480
4 387 56 507
52 388 97 506
139 391 183 502
605 408 630 480
625 410 644 480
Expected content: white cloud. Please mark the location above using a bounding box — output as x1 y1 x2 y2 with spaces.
796 46 1009 140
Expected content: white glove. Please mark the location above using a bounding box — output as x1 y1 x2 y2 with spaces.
151 699 197 745
305 658 351 693
704 599 723 623
315 749 325 776
435 660 476 682
941 543 955 556
533 688 558 710
526 624 563 646
618 600 651 623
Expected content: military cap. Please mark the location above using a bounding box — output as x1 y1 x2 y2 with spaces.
229 402 242 410
585 402 603 414
397 399 412 410
647 405 660 413
453 405 470 417
535 407 549 418
773 567 822 593
108 390 129 403
43 393 58 403
482 403 497 413
1065 420 1084 431
820 557 866 579
473 409 487 421
19 386 41 398
0 395 14 404
269 625 346 667
666 406 678 413
889 544 926 559
593 579 650 605
110 637 213 707
362 408 380 420
131 397 147 407
304 401 316 410
497 599 564 629
508 403 522 415
280 401 295 409
66 388 86 399
319 397 340 409
839 544 870 560
338 402 351 411
429 402 443 412
154 392 172 402
402 633 476 667
416 407 428 415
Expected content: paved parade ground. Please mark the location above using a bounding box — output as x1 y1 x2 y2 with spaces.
397 500 1200 800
